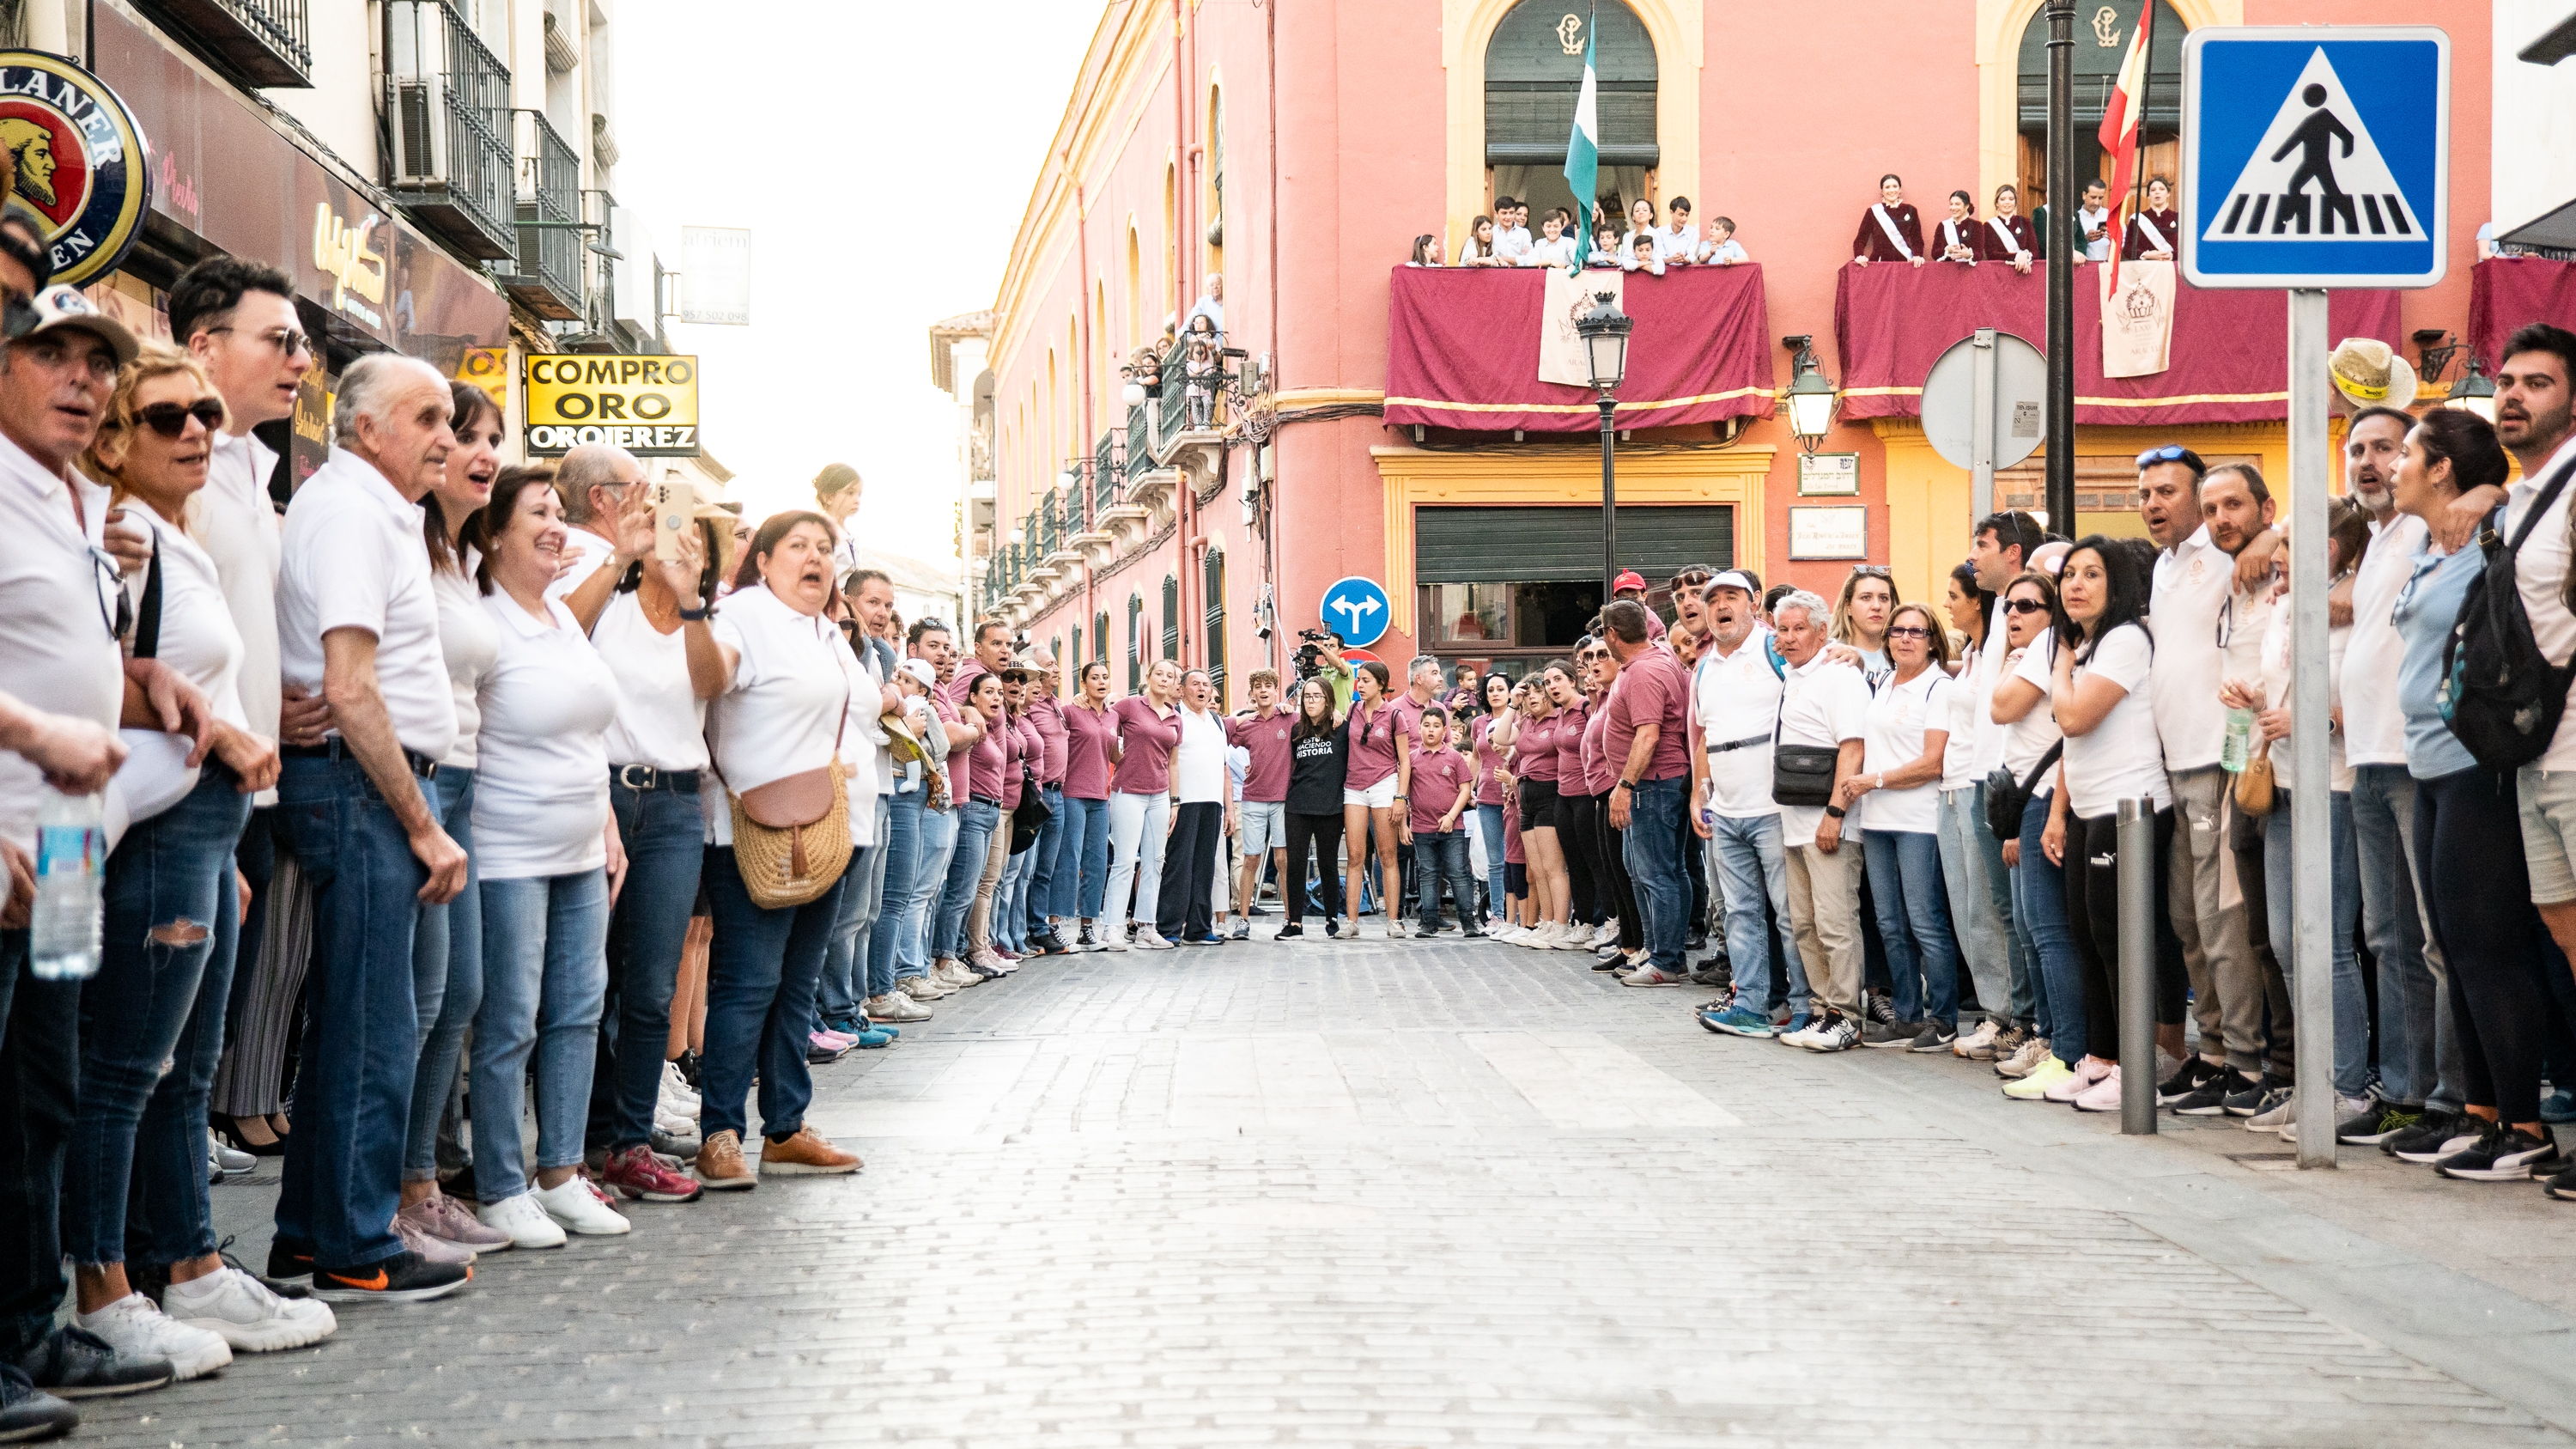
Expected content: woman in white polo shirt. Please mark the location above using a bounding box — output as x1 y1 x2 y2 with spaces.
68 350 319 1374
1835 602 1965 1051
1988 571 2081 1096
460 468 630 1245
690 512 872 1189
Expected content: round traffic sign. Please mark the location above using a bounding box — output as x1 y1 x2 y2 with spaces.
1320 575 1392 648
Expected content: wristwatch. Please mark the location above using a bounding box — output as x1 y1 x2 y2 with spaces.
1823 804 1847 819
677 601 710 621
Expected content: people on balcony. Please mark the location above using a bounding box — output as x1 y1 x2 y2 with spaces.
1184 272 1224 336
1622 234 1664 277
1656 198 1701 265
1934 191 1981 265
1852 174 1926 268
1617 198 1660 264
1978 186 2037 274
1520 210 1578 269
2076 178 2114 263
1407 234 1445 267
1588 222 1625 269
1459 215 1505 267
2123 177 2179 261
1493 199 1534 265
1703 216 1748 266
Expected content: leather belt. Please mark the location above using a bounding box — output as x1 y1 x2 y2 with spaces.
1707 734 1771 753
971 794 1003 808
612 764 702 794
281 740 440 779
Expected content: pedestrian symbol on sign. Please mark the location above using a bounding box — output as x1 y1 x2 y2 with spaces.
2203 49 2417 241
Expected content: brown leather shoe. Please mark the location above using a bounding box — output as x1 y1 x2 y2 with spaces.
757 1124 861 1176
693 1129 756 1190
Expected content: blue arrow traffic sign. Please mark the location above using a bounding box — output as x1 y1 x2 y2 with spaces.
1320 575 1392 649
2181 26 2448 289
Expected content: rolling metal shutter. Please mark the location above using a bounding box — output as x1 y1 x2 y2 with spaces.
1484 0 1657 168
1414 504 1733 584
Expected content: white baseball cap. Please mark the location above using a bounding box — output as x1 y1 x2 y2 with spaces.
1705 570 1759 598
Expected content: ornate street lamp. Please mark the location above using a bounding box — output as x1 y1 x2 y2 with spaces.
1574 291 1633 600
2446 352 2497 423
1782 333 1841 454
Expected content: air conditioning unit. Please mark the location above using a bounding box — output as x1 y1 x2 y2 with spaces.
389 77 446 183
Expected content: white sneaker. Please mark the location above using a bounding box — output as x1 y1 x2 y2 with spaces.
1551 927 1597 952
2072 1064 2125 1113
866 991 932 1023
75 1293 233 1381
162 1267 336 1353
1098 929 1133 952
1133 928 1176 950
533 1177 632 1236
1953 1018 2001 1059
935 959 982 988
1592 922 1619 947
654 1104 698 1136
659 1062 701 1111
969 947 1016 975
1517 922 1556 950
898 975 951 1001
1385 920 1412 940
1492 924 1524 944
478 1190 570 1249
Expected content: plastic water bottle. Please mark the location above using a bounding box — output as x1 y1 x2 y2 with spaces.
30 788 104 981
2221 706 2255 774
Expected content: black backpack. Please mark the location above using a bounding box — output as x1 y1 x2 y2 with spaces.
2441 458 2576 770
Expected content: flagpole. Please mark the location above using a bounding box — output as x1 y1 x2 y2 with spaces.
2044 0 2076 533
2129 2 2154 239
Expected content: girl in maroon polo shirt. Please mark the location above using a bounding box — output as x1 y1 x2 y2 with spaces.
1340 661 1407 941
1057 661 1117 949
1102 657 1185 950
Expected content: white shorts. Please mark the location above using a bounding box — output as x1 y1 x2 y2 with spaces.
1238 800 1288 854
1343 777 1399 810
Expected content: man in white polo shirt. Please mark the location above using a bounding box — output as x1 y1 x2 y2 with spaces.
270 354 471 1305
1690 571 1808 1038
1768 590 1871 1054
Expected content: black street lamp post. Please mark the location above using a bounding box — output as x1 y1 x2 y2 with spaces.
1574 291 1633 602
2044 0 2078 531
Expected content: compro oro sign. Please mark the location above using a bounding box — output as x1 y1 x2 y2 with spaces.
523 354 701 456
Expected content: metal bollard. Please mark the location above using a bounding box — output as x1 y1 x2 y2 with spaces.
2117 798 2157 1135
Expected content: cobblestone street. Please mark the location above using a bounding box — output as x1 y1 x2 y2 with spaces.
85 933 2576 1447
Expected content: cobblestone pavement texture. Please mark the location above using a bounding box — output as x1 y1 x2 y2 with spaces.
76 928 2576 1446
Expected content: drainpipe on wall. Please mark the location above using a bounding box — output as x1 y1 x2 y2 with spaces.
1074 172 1095 691
1262 0 1280 673
1174 0 1196 667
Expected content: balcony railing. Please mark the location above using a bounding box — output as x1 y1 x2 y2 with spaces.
385 1 516 260
1155 350 1190 454
502 111 582 320
1124 401 1151 490
1092 432 1116 523
137 0 313 87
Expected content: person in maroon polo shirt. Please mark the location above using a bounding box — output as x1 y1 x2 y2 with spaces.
1224 669 1295 941
1600 599 1698 984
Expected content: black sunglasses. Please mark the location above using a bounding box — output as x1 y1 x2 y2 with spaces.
134 399 225 438
1886 624 1933 639
2003 598 2051 615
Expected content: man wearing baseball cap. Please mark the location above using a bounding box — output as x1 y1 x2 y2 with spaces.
1610 570 1667 640
1689 569 1809 1037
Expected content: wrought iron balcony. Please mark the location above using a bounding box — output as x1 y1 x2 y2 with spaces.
137 0 312 87
1125 402 1151 489
1092 431 1117 524
501 111 583 320
384 0 516 260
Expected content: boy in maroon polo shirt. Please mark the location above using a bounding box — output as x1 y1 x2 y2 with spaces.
1401 709 1483 938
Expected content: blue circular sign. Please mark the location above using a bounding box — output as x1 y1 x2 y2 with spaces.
1320 575 1392 648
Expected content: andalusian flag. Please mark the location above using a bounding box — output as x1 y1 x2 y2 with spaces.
1561 3 1598 274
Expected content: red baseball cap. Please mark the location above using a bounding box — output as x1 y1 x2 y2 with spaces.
1612 570 1648 593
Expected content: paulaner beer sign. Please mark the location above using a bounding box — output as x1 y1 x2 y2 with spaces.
523 353 701 457
0 52 150 287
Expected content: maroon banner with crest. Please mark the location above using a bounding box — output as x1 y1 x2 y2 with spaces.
2470 259 2576 381
1383 265 1776 433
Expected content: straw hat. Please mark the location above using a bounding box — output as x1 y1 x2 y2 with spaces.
2328 338 2418 411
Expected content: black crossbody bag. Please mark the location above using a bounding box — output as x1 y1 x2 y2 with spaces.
1982 741 2063 842
1770 708 1841 807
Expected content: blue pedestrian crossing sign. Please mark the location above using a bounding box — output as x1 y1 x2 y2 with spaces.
1321 575 1392 648
2181 27 2448 289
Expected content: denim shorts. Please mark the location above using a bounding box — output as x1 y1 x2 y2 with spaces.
1343 777 1398 810
2517 766 2576 905
1237 800 1287 854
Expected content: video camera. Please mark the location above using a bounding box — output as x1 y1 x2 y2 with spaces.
1292 627 1336 679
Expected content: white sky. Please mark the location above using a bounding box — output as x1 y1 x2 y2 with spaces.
612 0 1106 568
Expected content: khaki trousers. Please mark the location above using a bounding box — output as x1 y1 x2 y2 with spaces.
1784 838 1867 1015
2168 766 2264 1073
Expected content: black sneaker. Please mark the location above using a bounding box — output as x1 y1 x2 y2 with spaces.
1030 930 1070 955
266 1235 316 1286
14 1326 169 1400
1461 925 1487 939
1862 1017 1921 1048
2338 1100 2422 1146
1274 922 1303 940
308 1248 472 1304
0 1365 78 1442
2156 1056 2225 1105
2433 1122 2557 1182
2389 1110 2475 1162
2224 1072 2287 1118
2172 1066 2254 1117
1074 925 1098 950
1324 918 1340 938
1906 1022 1959 1053
2543 1161 2576 1201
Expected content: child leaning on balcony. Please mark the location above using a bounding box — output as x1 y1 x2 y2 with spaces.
1183 335 1218 429
1621 232 1664 277
1702 216 1749 265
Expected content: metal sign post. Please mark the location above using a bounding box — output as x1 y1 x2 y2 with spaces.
2184 26 2448 1168
1922 330 2047 522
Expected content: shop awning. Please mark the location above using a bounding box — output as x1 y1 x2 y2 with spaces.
1384 265 1777 434
2471 258 2576 375
1832 263 2401 428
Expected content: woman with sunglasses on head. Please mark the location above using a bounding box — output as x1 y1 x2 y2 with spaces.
69 349 320 1375
1102 657 1186 950
1831 567 1899 685
1469 673 1514 933
1340 660 1411 940
1834 603 1966 1050
1989 572 2083 1096
1544 655 1609 955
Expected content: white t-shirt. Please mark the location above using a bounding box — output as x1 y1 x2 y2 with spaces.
106 502 247 843
276 450 456 762
698 584 860 847
834 643 885 845
1173 705 1229 803
2506 437 2576 770
1694 627 1782 819
1520 236 1576 267
1861 667 1949 833
545 526 617 605
192 429 280 804
2148 526 2235 772
1777 654 1871 849
429 566 499 770
2342 511 2426 768
592 589 710 774
1495 225 1534 262
1939 663 1979 790
0 440 124 855
1969 600 2013 776
2000 632 2063 797
2257 587 2352 793
2079 204 2113 261
2062 623 2169 817
471 594 619 880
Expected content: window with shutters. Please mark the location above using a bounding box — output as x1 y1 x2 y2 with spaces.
1202 548 1227 711
1485 1 1656 228
2014 2 2186 215
1161 575 1181 661
1070 626 1082 675
1127 594 1145 693
1094 612 1109 663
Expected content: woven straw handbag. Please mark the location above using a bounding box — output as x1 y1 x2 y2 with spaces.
726 672 854 910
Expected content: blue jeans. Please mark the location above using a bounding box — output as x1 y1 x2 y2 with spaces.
1974 782 2038 1024
1939 785 2016 1021
2014 788 2086 1064
817 820 882 1028
864 787 925 997
1476 803 1509 922
1620 776 1691 970
403 767 478 1182
1415 829 1472 930
934 800 1002 959
699 846 848 1141
272 751 430 1271
472 869 611 1201
1711 811 1804 1014
906 803 961 977
1054 795 1109 919
2352 764 2447 1107
1024 785 1067 935
589 777 706 1153
995 837 1034 952
2263 789 2370 1099
67 763 251 1266
1864 829 1961 1027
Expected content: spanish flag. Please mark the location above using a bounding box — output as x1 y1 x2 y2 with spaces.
2098 1 2155 287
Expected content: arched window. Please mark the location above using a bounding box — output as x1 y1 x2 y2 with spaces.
1125 226 1143 353
1202 548 1227 710
1484 1 1656 228
1161 574 1181 660
1071 624 1083 674
2016 2 2185 213
1127 593 1145 692
1163 163 1178 329
1094 611 1109 663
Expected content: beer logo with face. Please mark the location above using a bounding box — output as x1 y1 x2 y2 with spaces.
0 52 149 287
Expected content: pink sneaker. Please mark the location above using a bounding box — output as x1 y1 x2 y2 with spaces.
811 1029 854 1052
2072 1064 2124 1113
2043 1056 2108 1103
